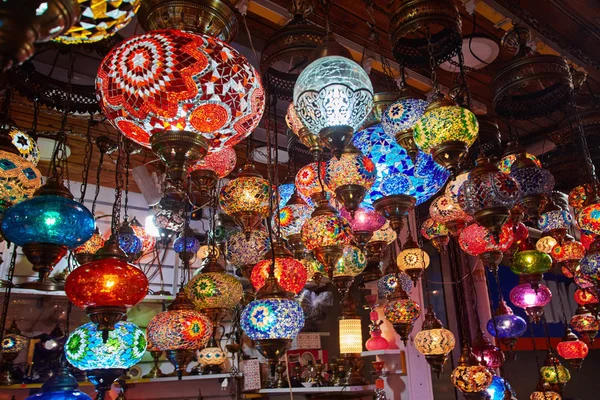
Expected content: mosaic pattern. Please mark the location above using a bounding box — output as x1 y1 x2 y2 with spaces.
539 209 573 233
487 376 515 400
574 270 595 289
278 183 300 209
2 332 28 353
226 230 270 267
473 342 504 369
413 105 479 153
574 289 598 306
333 245 366 278
568 184 591 213
241 298 305 340
153 206 185 232
497 153 541 174
65 258 149 309
56 0 140 44
556 337 588 360
2 194 94 248
65 321 146 370
131 222 156 254
301 214 353 251
445 172 469 203
301 256 326 281
73 230 105 258
295 162 330 203
383 298 421 324
276 203 313 239
119 232 143 256
4 125 40 165
147 309 212 351
577 203 600 235
324 150 376 192
420 218 449 239
219 175 270 217
486 312 527 340
210 221 240 245
540 363 570 385
529 390 562 400
251 258 308 294
458 168 521 215
510 249 552 276
97 30 265 152
294 56 373 134
190 147 237 178
450 365 493 393
186 271 243 311
580 252 600 281
340 207 385 233
414 328 455 356
0 151 41 210
369 221 397 244
509 283 552 310
551 240 585 262
381 97 428 135
571 311 599 336
429 195 472 225
198 347 226 366
536 236 558 254
458 223 514 257
377 273 412 298
353 124 448 207
397 247 430 272
173 235 201 254
509 164 554 197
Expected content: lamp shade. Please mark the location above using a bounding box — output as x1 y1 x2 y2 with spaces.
295 162 330 203
293 55 373 134
147 309 212 351
510 249 552 276
414 328 456 357
370 221 397 244
301 213 353 251
276 203 313 239
190 147 237 179
118 230 143 256
445 172 469 203
198 347 226 366
2 323 28 354
497 152 541 174
486 301 527 343
487 376 515 400
173 233 202 254
333 245 366 278
459 222 514 257
130 218 155 254
429 195 472 232
2 125 40 165
538 209 573 233
251 258 308 294
0 150 41 210
509 283 552 322
65 321 146 370
186 272 243 311
574 289 598 306
97 29 265 152
339 318 362 354
577 203 600 235
378 273 412 298
73 229 105 260
324 148 376 194
537 236 558 254
509 156 554 198
340 207 386 233
451 364 493 393
580 252 600 281
278 183 299 209
241 298 304 340
226 230 270 267
551 240 585 262
382 97 428 137
384 298 421 325
219 166 270 221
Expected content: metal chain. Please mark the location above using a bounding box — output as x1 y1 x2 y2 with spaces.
456 43 473 110
567 89 598 190
79 116 94 204
426 28 440 96
123 148 131 220
111 134 125 236
0 247 18 346
91 150 105 216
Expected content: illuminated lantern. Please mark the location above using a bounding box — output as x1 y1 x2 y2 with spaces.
581 230 596 250
286 103 321 157
575 270 595 290
1 124 40 165
486 300 527 351
73 227 105 265
568 184 591 216
301 255 327 284
97 29 265 181
497 152 541 174
540 353 571 386
396 233 430 285
450 345 493 394
340 206 385 248
538 206 573 243
378 272 412 299
510 242 552 282
219 164 270 237
173 228 202 257
251 241 308 294
226 229 270 275
430 195 472 235
324 144 376 213
509 152 554 219
509 283 552 323
551 238 585 277
294 55 374 156
487 375 516 400
570 305 599 343
458 158 521 235
276 192 312 256
414 305 456 377
459 222 514 272
383 286 421 345
472 331 505 369
130 216 155 255
580 237 600 282
556 327 588 370
574 289 599 315
65 238 149 339
190 147 237 196
1 320 28 385
537 235 558 254
420 218 449 253
333 245 366 281
277 182 296 209
295 162 330 204
197 343 227 374
118 219 143 261
529 381 562 400
578 201 600 235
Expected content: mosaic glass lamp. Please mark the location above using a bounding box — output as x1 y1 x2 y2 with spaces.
97 29 265 181
117 219 143 261
0 124 40 165
487 375 515 400
570 305 599 344
420 218 450 253
275 192 312 256
510 242 553 281
551 238 585 277
529 382 562 400
413 97 479 173
173 228 202 257
537 235 558 254
556 327 588 370
226 229 270 272
568 184 591 217
293 55 374 156
472 331 505 369
197 344 227 374
509 282 552 323
397 232 430 285
414 305 456 377
538 205 573 243
450 344 493 395
340 206 385 248
73 227 105 265
24 360 93 400
497 152 541 174
378 272 412 299
0 149 41 212
295 162 330 204
540 353 571 386
1 320 28 386
190 147 237 196
383 285 421 345
574 289 599 315
459 222 514 272
486 300 527 351
429 195 472 236
579 237 600 282
286 103 321 157
509 152 554 219
251 241 308 294
130 216 155 255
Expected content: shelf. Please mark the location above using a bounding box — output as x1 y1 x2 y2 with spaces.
258 384 374 394
360 349 402 357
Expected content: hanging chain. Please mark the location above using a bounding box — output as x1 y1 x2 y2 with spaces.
92 150 105 217
111 134 125 236
79 116 95 204
426 28 440 97
123 147 131 220
456 43 473 110
567 89 598 190
0 247 18 344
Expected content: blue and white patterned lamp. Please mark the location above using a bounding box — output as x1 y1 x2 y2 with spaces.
382 92 428 162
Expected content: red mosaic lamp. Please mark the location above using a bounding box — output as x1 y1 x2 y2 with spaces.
251 240 308 294
556 327 588 371
458 222 514 272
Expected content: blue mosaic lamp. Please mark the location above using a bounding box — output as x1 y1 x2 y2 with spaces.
1 177 95 289
25 360 92 400
173 227 201 256
118 219 143 262
486 300 527 351
378 272 412 299
486 375 515 400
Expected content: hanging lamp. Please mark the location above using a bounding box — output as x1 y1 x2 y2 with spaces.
420 218 450 253
430 195 472 236
486 300 527 351
450 344 493 399
540 353 571 389
414 305 456 378
570 305 599 344
24 358 93 400
556 327 588 371
509 282 552 323
509 152 555 220
383 280 421 345
251 240 308 295
458 222 514 273
276 191 313 257
340 206 385 249
397 231 430 286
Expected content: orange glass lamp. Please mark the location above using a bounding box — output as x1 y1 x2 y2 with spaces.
251 241 308 294
397 232 430 285
414 305 456 377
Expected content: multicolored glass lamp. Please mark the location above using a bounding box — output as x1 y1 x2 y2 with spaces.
414 305 456 377
293 54 374 157
397 232 430 285
286 103 322 158
197 339 227 375
509 152 554 220
1 177 95 290
540 353 571 388
472 330 505 369
24 358 93 400
226 229 270 277
251 240 308 295
97 29 265 182
340 206 385 249
579 236 600 283
420 218 450 253
383 282 421 345
73 226 105 265
131 216 156 255
574 289 599 315
173 227 201 262
459 222 514 273
65 321 146 399
190 147 237 200
509 282 552 323
219 163 270 238
529 381 562 400
556 327 588 370
0 320 28 386
510 240 553 286
450 344 493 398
413 96 479 173
430 195 472 236
570 305 599 344
538 202 573 244
117 218 143 262
65 237 149 341
0 149 41 212
276 191 312 258
486 300 527 351
487 375 515 400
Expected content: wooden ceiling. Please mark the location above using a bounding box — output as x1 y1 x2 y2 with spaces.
5 0 600 194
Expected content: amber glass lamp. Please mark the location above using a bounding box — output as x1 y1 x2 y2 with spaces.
414 305 456 377
397 232 430 285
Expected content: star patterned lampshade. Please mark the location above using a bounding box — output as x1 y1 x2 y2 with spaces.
241 298 305 341
353 124 449 208
377 273 413 298
65 321 146 370
97 29 264 155
1 125 40 165
497 152 541 174
429 195 472 235
295 162 330 204
276 202 313 240
56 0 140 44
450 346 493 394
251 243 308 294
538 208 573 240
0 150 41 210
509 283 552 322
486 300 527 350
383 291 421 344
186 270 243 311
333 245 366 278
459 222 514 257
397 234 430 285
381 94 428 160
293 55 373 154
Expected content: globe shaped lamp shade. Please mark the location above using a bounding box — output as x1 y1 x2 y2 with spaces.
130 217 156 255
445 171 469 203
486 300 527 351
340 206 385 247
295 162 330 204
219 164 270 236
2 178 95 283
190 146 237 179
396 235 430 285
540 355 571 385
370 221 397 244
458 158 521 235
251 256 308 295
324 145 376 213
173 231 202 255
568 184 592 215
286 103 321 156
413 98 479 172
450 346 493 394
197 347 227 373
333 245 366 280
97 29 265 182
24 361 93 400
497 152 541 174
459 222 514 272
487 376 516 400
414 306 456 377
1 124 40 165
510 248 552 278
383 295 421 345
293 55 374 155
574 289 599 310
378 273 412 299
117 220 143 260
65 241 149 336
570 306 599 343
353 124 449 209
574 270 595 290
55 0 139 44
65 321 146 371
556 328 588 370
73 228 105 265
472 333 505 369
420 218 450 253
577 202 600 235
0 150 41 211
226 229 270 271
278 183 298 209
580 250 600 282
509 283 552 323
538 209 573 242
551 239 585 276
275 202 313 240
537 235 558 254
2 321 28 355
509 153 555 219
381 95 429 161
186 271 243 312
430 195 472 235
580 230 596 250
529 388 562 400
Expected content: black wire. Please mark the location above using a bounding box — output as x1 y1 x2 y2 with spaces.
468 13 493 66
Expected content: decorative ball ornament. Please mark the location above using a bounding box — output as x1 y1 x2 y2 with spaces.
396 233 430 285
173 230 202 255
569 184 591 217
497 152 541 174
429 195 472 235
226 229 270 268
486 300 527 351
65 321 146 370
579 241 600 282
190 147 237 179
251 242 308 294
450 345 493 394
286 103 321 156
509 152 555 219
295 162 330 204
556 327 588 370
381 93 428 162
414 305 456 377
420 218 450 253
333 245 366 278
383 288 421 345
117 220 143 260
56 0 140 44
97 29 265 157
570 306 599 343
293 55 374 156
0 150 41 210
509 283 552 323
413 97 479 172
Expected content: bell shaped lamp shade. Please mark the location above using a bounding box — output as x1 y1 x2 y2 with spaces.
509 283 552 323
293 55 374 155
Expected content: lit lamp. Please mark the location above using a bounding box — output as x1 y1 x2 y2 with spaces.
338 316 365 386
458 222 514 273
24 358 93 400
413 97 479 173
397 232 430 285
538 204 573 244
173 227 201 263
190 147 237 201
65 321 146 400
540 353 571 388
130 216 156 256
251 241 308 294
420 218 450 253
0 320 28 386
568 184 591 217
97 29 265 182
65 237 149 340
537 235 558 254
219 163 270 238
117 218 143 262
510 240 553 286
378 270 412 299
574 289 599 315
226 229 270 278
0 149 41 212
276 192 313 258
509 152 555 220
1 177 95 290
570 305 599 344
579 236 600 282
286 103 321 158
486 300 527 351
197 343 227 374
295 162 331 205
509 282 552 323
530 381 562 400
578 201 600 235
487 375 515 400
472 331 505 369
550 238 585 277
340 206 385 249
450 344 493 399
414 305 456 377
293 54 374 157
556 327 588 371
383 282 421 345
73 227 105 265
430 195 472 236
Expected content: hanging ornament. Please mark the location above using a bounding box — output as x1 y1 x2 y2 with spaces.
509 152 555 220
190 147 237 199
117 218 143 261
24 358 93 400
251 241 308 294
537 235 558 254
324 144 376 214
540 353 571 388
529 381 562 400
509 282 552 323
450 344 493 397
459 222 514 272
383 284 421 345
73 227 105 265
173 227 201 260
378 271 412 299
301 255 327 285
538 203 573 243
430 195 472 236
0 124 40 165
580 236 600 282
226 229 270 276
397 232 430 285
219 163 270 238
550 238 585 277
568 184 592 218
510 240 552 285
486 375 516 400
340 206 386 249
574 289 599 315
486 300 527 351
472 331 505 369
556 327 588 371
458 157 521 236
286 103 322 158
332 245 367 283
570 305 599 344
276 191 313 257
414 305 456 378
130 216 156 255
420 218 450 253
0 320 28 385
295 162 331 204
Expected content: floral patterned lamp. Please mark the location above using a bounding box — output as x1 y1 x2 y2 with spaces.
414 305 456 377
